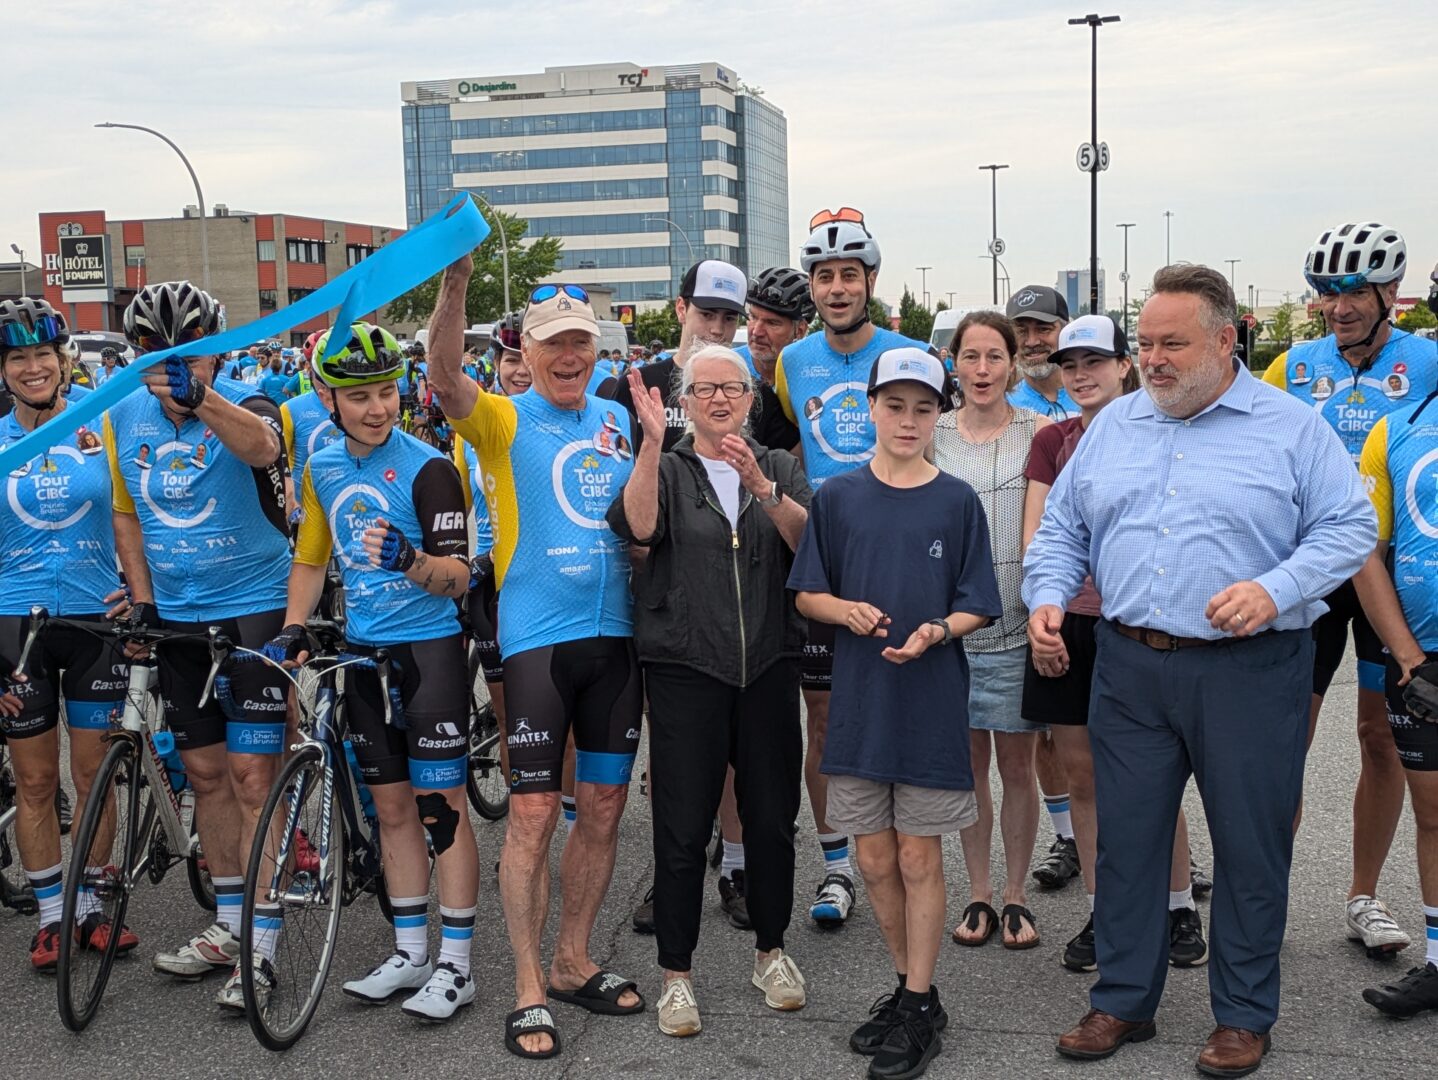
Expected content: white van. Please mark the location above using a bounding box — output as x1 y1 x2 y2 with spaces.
930 306 1000 352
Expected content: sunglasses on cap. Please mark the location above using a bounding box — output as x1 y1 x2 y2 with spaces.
1 314 66 349
1304 270 1378 297
808 207 865 231
132 323 210 355
529 284 589 304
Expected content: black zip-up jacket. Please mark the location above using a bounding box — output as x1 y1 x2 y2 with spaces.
606 434 813 688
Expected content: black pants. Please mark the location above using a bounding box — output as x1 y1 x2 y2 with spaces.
645 660 802 972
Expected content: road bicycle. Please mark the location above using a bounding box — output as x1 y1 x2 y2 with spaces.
465 644 507 822
0 735 36 917
11 609 216 1032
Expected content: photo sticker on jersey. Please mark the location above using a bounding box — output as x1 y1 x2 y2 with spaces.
6 445 97 531
551 437 621 529
140 440 218 529
808 382 875 465
328 482 392 570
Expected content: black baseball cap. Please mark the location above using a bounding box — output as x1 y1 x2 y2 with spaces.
1006 285 1069 324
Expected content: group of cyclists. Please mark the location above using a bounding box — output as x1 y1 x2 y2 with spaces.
0 203 1435 1077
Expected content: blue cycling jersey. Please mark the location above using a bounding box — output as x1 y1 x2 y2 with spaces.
734 344 761 380
102 377 290 621
1264 329 1438 464
64 382 92 401
450 390 634 657
1007 379 1077 419
296 431 469 647
281 390 343 477
457 438 495 554
0 412 121 616
774 327 930 488
259 372 290 405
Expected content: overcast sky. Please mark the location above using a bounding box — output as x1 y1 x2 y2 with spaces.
12 0 1436 312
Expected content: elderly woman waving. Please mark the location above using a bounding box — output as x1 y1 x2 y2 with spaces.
607 344 813 1039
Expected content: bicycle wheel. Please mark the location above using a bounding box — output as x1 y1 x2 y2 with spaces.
57 736 155 1032
241 745 344 1051
182 792 215 912
466 702 509 821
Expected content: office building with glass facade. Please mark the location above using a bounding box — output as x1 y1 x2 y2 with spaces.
401 63 789 307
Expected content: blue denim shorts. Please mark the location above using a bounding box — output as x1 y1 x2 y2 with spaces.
967 645 1047 734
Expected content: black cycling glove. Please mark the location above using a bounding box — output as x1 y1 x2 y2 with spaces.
261 624 309 665
1401 660 1438 722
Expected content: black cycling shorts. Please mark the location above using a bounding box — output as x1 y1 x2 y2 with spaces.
800 618 835 692
465 574 503 684
0 613 127 740
1021 613 1099 727
1312 579 1385 697
345 634 469 789
1384 653 1438 772
158 609 288 754
502 637 642 794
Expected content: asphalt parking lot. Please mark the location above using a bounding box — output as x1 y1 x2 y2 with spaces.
1 658 1433 1079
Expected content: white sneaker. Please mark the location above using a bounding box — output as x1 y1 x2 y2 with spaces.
810 873 856 925
752 950 806 1010
216 956 275 1013
153 924 240 979
401 962 475 1023
1346 895 1411 954
657 976 701 1037
342 952 434 1004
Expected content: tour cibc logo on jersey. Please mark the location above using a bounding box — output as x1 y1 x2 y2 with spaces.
799 369 874 465
1402 433 1438 544
550 418 628 529
307 418 340 461
138 436 219 529
327 481 391 571
5 442 98 531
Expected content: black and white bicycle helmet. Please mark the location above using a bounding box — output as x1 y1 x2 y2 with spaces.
123 281 221 351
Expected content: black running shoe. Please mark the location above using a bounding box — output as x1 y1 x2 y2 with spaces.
632 884 655 934
1363 962 1438 1018
851 986 948 1056
1032 836 1081 890
1169 907 1208 968
718 870 751 930
868 997 943 1079
1190 858 1212 900
1062 915 1097 973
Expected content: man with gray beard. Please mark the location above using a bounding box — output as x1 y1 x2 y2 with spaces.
1006 286 1077 419
1024 264 1376 1077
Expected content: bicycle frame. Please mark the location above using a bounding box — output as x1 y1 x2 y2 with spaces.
116 660 194 872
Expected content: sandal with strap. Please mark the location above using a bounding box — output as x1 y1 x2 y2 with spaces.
1001 903 1041 950
506 1004 562 1059
547 970 645 1015
951 901 999 946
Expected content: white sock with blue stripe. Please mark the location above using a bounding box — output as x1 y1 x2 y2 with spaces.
1044 793 1074 840
438 904 476 976
27 863 64 927
252 903 282 963
1425 904 1438 968
391 895 429 965
819 833 852 877
561 795 577 836
213 876 244 935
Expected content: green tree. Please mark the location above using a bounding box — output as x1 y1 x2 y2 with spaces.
1266 301 1298 348
385 210 562 325
1398 300 1438 332
897 286 935 344
869 298 892 328
634 303 680 349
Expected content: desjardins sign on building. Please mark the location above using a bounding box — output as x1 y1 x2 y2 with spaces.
458 81 517 95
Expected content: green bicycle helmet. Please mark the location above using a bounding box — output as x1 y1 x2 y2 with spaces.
313 322 404 388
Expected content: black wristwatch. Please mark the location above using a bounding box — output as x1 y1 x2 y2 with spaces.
926 618 953 646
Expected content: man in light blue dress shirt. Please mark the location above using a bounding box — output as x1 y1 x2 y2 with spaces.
1024 265 1376 1077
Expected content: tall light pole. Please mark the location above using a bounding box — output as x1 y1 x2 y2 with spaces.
916 266 933 310
1225 258 1241 290
1163 209 1174 265
978 164 1009 305
442 186 512 311
9 244 25 295
1116 223 1136 337
644 215 696 293
96 123 210 292
1069 13 1120 314
946 291 956 309
976 256 1012 304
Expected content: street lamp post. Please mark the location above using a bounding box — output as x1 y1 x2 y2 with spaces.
1163 209 1174 266
946 291 956 309
9 244 24 295
1116 223 1136 337
1070 13 1120 314
1225 258 1242 290
976 256 1013 304
978 164 1009 305
96 123 210 293
644 215 696 292
442 186 512 311
916 266 933 310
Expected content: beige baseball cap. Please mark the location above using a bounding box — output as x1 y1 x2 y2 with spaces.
524 284 598 341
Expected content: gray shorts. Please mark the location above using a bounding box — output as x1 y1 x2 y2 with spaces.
826 773 978 837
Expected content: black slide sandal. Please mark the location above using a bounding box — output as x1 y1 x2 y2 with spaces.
547 971 646 1015
506 1005 562 1059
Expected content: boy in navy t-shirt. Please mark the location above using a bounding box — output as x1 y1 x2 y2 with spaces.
789 347 1001 1080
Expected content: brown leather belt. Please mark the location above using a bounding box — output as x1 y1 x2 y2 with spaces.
1112 622 1217 652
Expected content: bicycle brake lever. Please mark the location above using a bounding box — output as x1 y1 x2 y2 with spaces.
13 606 49 680
197 626 232 708
375 649 394 726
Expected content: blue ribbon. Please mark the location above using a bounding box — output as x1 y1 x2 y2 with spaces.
0 195 487 476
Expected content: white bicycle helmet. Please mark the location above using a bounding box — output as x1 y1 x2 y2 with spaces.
800 220 882 275
1304 222 1406 292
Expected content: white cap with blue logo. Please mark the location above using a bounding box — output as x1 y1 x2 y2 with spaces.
867 346 953 411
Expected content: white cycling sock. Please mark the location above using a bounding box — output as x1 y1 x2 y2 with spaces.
27 863 63 927
390 895 429 964
1424 904 1438 967
721 840 745 878
1044 793 1074 840
213 876 244 934
1169 886 1195 912
818 833 851 878
438 905 476 977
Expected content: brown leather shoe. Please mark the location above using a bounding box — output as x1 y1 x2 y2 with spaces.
1196 1025 1271 1077
1056 1008 1157 1060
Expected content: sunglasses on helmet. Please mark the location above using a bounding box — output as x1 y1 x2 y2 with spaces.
1305 270 1377 297
1 314 66 349
529 284 589 304
808 207 866 231
133 323 210 355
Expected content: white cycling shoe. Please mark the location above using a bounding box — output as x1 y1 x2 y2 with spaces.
342 951 434 1004
401 963 475 1023
1346 895 1411 957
